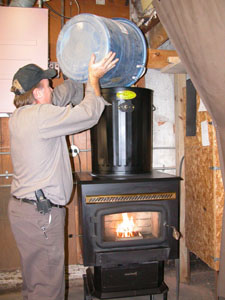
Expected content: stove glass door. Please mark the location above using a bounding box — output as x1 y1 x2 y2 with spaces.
103 211 162 242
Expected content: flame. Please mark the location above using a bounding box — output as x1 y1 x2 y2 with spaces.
116 213 138 238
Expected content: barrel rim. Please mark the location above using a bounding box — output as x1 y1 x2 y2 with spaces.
113 17 147 64
112 17 147 87
101 86 153 94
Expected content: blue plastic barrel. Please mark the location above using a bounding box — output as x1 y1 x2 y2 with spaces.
56 13 147 88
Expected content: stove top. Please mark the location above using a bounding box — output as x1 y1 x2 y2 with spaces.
75 170 181 184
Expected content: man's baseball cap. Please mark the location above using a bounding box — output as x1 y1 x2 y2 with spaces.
11 64 57 95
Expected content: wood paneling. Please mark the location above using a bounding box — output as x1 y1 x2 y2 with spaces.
0 187 20 270
65 189 77 265
0 118 12 187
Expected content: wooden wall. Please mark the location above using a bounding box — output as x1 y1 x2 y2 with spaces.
0 0 129 270
0 118 19 270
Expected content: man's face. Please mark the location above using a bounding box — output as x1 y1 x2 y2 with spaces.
36 79 53 104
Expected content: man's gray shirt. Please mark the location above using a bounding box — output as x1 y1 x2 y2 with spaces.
9 80 108 205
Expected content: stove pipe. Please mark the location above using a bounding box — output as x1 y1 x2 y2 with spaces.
91 86 154 176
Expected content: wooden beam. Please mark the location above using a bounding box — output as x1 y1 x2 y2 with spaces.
148 21 169 49
161 57 187 74
146 49 178 69
140 16 160 34
174 75 190 283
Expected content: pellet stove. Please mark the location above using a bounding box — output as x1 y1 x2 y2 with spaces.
76 87 181 300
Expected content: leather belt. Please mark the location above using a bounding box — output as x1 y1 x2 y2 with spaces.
13 196 64 208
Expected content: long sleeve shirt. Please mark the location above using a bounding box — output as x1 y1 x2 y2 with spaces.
9 80 108 205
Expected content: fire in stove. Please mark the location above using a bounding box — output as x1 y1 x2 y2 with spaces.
103 210 161 243
116 213 143 240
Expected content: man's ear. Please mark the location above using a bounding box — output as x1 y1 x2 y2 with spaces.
33 88 43 102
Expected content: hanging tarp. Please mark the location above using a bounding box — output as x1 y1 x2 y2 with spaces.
153 0 225 297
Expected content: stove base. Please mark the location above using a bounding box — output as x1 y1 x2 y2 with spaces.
83 263 168 300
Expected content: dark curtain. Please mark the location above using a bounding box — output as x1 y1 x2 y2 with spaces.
153 0 225 297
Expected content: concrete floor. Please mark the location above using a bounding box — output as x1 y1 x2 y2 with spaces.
0 260 216 300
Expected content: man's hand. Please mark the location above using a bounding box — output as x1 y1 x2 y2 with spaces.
87 52 119 96
88 51 119 80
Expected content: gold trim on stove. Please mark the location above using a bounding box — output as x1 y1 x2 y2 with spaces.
86 192 176 204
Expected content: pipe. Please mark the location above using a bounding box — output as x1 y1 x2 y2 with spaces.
61 0 64 28
9 0 36 7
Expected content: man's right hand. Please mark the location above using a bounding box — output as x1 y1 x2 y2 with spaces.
88 52 119 96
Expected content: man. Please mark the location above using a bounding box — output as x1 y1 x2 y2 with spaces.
8 52 118 300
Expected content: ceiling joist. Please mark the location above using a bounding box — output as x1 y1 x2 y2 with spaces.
146 49 178 69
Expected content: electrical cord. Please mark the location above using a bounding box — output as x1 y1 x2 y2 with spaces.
44 0 80 20
179 155 185 177
73 0 80 14
69 0 80 17
43 1 71 19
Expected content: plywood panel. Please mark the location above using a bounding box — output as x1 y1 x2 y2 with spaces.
185 94 224 271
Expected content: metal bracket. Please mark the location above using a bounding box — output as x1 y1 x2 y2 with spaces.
164 224 181 240
118 102 135 112
48 61 60 78
209 166 221 171
211 256 220 262
70 145 80 157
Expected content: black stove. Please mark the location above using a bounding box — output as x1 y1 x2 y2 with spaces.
76 87 180 300
76 171 180 300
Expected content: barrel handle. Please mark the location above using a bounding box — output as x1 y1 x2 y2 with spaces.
132 65 146 81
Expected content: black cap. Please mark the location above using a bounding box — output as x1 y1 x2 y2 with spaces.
11 64 57 95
